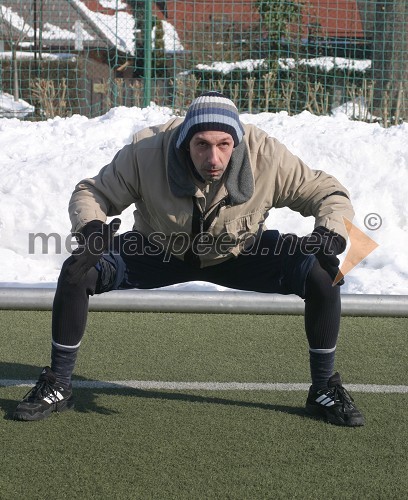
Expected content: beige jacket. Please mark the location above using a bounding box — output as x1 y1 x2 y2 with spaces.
69 118 354 267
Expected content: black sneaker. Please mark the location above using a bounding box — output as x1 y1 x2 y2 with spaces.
13 367 74 421
305 372 365 427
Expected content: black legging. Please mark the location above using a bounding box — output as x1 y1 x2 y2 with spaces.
52 259 99 347
52 257 340 351
304 259 341 349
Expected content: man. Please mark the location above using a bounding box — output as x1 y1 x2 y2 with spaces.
14 92 364 426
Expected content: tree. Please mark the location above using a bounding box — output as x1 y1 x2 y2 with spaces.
0 4 32 101
152 18 167 77
256 0 303 44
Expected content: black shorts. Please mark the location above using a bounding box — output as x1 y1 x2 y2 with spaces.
95 230 315 299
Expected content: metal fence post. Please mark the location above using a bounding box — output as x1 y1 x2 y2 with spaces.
143 0 153 107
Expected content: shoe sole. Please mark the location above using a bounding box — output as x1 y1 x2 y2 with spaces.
305 403 365 427
13 398 75 421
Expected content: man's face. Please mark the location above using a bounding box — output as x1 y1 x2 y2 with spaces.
188 131 235 182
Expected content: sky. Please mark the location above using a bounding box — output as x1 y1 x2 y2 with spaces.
0 94 407 295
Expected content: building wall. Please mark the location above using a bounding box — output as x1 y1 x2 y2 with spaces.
161 0 364 50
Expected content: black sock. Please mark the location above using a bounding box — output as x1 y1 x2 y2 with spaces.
51 342 79 388
50 263 98 387
309 348 335 391
52 265 98 346
304 260 340 391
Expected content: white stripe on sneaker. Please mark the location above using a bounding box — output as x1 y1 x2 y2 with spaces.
316 395 335 406
43 390 65 404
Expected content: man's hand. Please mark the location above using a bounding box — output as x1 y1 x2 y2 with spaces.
66 218 121 285
301 226 346 285
283 226 346 285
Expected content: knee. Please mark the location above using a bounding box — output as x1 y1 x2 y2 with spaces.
305 259 340 302
58 256 77 285
57 256 98 295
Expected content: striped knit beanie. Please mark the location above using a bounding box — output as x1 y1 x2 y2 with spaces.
176 92 245 150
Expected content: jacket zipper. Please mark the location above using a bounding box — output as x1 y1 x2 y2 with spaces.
195 196 228 236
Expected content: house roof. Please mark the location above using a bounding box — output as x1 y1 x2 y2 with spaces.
0 0 365 58
0 0 136 53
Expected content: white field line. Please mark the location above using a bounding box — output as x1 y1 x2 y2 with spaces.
1 380 408 393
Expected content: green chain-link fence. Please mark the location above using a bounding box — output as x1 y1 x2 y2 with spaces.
0 0 407 125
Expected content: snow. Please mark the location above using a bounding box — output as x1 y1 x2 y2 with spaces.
0 92 35 118
0 52 76 61
197 57 372 74
279 56 372 72
0 104 407 295
152 20 185 53
2 1 183 55
71 0 135 54
0 5 31 36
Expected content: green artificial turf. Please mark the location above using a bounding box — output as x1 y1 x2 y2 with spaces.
1 311 407 384
0 310 407 499
1 389 407 499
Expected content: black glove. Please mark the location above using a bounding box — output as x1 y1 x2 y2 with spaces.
65 218 121 285
302 226 346 285
283 226 346 285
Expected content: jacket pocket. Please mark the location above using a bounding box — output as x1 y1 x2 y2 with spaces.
223 211 265 255
225 211 265 237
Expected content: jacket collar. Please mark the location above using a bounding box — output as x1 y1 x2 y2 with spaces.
167 127 254 205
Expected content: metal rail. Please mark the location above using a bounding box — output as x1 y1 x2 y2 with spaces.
0 287 407 316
